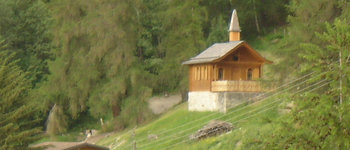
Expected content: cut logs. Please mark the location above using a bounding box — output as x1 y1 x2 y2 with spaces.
190 120 233 140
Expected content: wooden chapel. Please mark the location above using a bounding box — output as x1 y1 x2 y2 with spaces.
182 9 272 93
182 10 272 112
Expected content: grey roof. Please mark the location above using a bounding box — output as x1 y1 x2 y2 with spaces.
182 41 243 65
228 9 240 31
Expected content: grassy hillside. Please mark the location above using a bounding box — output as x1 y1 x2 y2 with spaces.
96 96 281 150
93 32 292 150
95 58 327 150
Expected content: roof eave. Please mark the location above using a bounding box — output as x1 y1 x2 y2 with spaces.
182 60 214 65
265 60 273 64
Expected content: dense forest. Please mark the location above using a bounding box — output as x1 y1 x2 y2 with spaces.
1 0 350 149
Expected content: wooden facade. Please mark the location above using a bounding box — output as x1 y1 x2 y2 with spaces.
186 42 270 92
189 63 213 91
182 9 271 93
229 32 240 42
211 80 261 92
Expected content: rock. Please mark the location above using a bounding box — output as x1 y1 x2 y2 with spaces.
271 38 280 43
148 134 158 140
190 120 233 140
91 129 99 136
85 129 99 136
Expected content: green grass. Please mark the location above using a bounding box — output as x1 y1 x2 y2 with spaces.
96 96 281 150
95 30 286 150
92 31 287 149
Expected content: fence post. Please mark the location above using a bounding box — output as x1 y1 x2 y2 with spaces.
132 126 137 150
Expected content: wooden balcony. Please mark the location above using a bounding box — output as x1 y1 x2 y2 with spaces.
211 80 262 92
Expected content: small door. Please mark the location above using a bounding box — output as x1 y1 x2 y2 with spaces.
231 67 240 80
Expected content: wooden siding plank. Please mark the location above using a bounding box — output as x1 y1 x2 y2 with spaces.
211 81 264 92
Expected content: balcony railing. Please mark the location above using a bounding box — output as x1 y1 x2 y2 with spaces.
211 80 262 92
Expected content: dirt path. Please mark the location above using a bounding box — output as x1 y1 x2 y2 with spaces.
84 94 182 144
148 94 182 114
33 95 182 149
84 132 113 144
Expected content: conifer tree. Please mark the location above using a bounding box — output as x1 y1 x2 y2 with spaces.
0 40 42 149
268 0 342 84
34 0 155 132
154 0 207 93
206 15 228 46
30 0 293 133
0 0 54 85
260 19 350 150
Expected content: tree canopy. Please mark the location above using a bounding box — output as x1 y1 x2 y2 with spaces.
9 0 350 149
261 19 350 149
243 0 350 149
0 40 42 149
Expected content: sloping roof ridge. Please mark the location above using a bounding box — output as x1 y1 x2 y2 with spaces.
193 43 221 58
189 56 220 60
213 40 244 44
181 41 243 65
195 41 243 58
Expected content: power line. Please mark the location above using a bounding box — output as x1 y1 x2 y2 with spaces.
120 71 329 150
159 105 278 150
119 60 339 150
121 70 317 149
158 79 331 150
142 79 330 150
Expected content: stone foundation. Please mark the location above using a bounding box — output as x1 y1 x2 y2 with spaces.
188 91 265 113
188 92 221 111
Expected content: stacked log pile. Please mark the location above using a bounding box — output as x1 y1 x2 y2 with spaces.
190 120 233 140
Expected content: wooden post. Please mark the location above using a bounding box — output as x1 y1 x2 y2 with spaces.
224 92 227 113
133 141 136 150
132 126 137 150
339 50 343 104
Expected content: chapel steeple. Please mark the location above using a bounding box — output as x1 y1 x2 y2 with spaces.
228 9 241 41
182 9 272 112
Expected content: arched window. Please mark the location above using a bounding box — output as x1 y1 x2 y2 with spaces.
247 68 253 80
218 68 224 80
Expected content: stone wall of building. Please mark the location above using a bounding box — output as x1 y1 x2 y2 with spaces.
188 91 266 112
188 92 220 111
220 92 265 111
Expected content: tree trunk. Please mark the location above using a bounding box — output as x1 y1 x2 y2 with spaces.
112 100 121 118
253 0 260 33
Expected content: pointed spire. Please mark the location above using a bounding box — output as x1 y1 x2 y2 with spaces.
228 9 241 41
229 9 240 31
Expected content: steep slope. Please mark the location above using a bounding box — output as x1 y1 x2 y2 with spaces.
96 98 279 150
